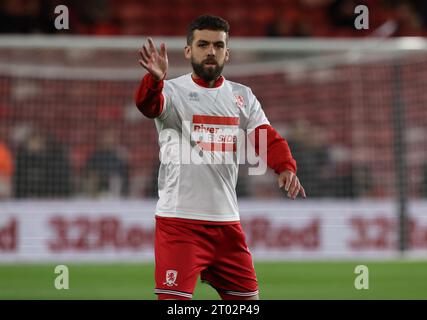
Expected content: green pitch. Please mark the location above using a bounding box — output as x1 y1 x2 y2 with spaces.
0 261 426 300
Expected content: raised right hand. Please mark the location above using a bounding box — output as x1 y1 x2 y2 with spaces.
138 38 168 81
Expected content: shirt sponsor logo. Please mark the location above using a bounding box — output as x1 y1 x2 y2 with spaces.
192 115 239 152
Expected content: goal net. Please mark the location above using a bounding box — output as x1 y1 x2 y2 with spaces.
0 36 426 201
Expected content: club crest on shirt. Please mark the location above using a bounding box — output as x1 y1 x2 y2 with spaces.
163 270 178 286
234 94 246 108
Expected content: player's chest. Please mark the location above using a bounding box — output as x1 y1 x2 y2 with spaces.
175 88 249 123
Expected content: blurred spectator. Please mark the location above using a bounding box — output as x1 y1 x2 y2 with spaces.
13 129 72 198
413 0 427 28
74 0 120 35
44 134 72 197
391 1 424 36
84 129 129 198
287 119 374 199
287 120 331 198
266 10 313 37
327 0 358 29
0 0 39 33
0 0 425 37
13 132 48 198
267 19 313 37
328 146 357 198
0 140 14 198
0 0 57 34
352 163 373 197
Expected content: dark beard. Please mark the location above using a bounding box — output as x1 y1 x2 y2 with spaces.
191 58 224 83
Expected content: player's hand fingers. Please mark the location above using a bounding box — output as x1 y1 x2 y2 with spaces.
148 37 158 54
288 176 298 198
139 49 150 65
290 179 301 199
284 172 293 191
278 176 284 189
142 44 152 61
139 39 150 56
159 42 167 58
139 59 149 70
138 48 149 65
139 47 149 61
300 185 307 198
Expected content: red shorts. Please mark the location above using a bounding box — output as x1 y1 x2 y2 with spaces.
154 216 258 300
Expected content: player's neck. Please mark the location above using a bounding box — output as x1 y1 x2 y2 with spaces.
191 73 224 88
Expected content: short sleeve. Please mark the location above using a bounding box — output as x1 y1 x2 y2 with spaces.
246 89 270 133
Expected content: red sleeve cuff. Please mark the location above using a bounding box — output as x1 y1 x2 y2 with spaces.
251 124 297 175
275 161 297 175
134 73 165 118
146 73 164 90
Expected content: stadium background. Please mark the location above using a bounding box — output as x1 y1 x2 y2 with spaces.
0 0 427 299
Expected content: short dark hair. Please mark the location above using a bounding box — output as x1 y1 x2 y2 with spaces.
186 15 230 45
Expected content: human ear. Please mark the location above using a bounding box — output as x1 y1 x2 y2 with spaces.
184 45 191 60
225 48 230 62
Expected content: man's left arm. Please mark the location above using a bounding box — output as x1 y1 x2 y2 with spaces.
250 124 306 200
